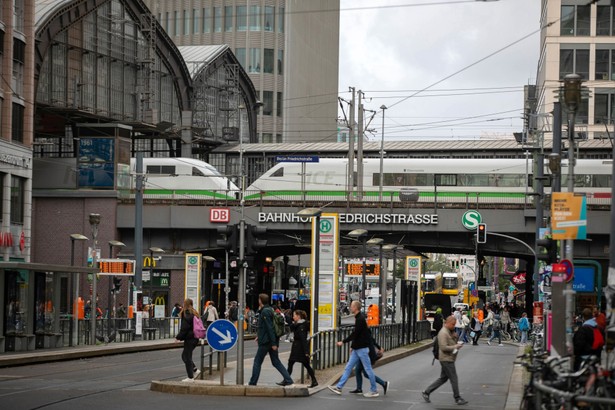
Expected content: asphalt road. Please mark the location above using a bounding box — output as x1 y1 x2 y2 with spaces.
0 340 518 410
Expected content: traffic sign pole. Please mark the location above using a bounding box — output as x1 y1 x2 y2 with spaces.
206 319 238 385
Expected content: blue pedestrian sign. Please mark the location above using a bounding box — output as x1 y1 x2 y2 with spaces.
206 319 238 352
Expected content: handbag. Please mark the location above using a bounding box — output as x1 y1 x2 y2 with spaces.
470 331 476 338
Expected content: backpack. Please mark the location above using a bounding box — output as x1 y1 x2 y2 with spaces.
518 318 529 331
193 314 206 339
591 327 605 351
272 310 286 338
493 320 501 331
432 336 439 365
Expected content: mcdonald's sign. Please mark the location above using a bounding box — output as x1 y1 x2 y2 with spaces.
153 295 166 306
143 256 158 268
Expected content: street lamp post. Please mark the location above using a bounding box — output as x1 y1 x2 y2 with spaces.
70 233 88 346
348 229 368 308
88 213 101 345
379 105 387 202
297 208 323 334
367 238 384 323
562 73 583 356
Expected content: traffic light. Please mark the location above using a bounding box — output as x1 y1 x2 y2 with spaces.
247 269 257 287
246 225 267 254
112 276 122 293
217 225 238 253
477 223 487 243
536 238 558 265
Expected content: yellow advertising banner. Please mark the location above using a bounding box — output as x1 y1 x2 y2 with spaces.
551 192 587 240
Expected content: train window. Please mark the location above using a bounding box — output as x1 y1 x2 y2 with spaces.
192 167 205 177
592 174 611 187
498 174 525 187
435 174 456 186
271 167 284 177
146 165 175 175
464 174 490 186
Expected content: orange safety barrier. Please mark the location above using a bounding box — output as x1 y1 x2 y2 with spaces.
128 305 134 319
74 297 84 319
367 304 380 326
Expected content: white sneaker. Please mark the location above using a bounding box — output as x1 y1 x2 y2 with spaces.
193 369 201 379
363 391 379 398
182 377 194 382
498 344 503 347
487 341 491 345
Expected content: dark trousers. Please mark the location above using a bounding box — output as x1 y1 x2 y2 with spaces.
181 338 199 378
249 343 293 385
425 361 461 400
288 357 316 382
472 330 482 345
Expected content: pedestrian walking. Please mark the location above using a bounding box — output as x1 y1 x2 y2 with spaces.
573 308 605 370
201 301 219 329
174 298 201 382
422 316 468 406
433 307 444 337
248 293 294 386
500 306 511 333
470 311 482 345
454 308 464 338
171 303 182 317
351 337 390 395
286 309 318 388
459 311 470 343
518 312 530 345
488 314 503 346
328 300 379 398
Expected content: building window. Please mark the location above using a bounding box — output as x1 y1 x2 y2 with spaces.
11 102 24 143
262 133 273 143
277 92 283 117
263 49 274 74
225 6 233 32
11 175 24 223
276 134 283 143
597 6 614 36
165 12 170 32
277 50 284 75
13 0 24 33
249 48 261 73
560 48 589 80
264 6 274 32
236 48 246 69
263 91 273 115
12 38 24 96
278 7 285 33
193 9 199 34
184 10 190 35
560 5 590 36
174 11 179 36
203 8 211 33
237 6 247 31
595 48 615 81
249 5 261 31
214 7 222 33
595 92 615 124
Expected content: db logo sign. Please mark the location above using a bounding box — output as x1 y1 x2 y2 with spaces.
210 208 230 223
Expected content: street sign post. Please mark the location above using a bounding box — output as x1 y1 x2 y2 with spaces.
206 319 238 386
206 319 238 352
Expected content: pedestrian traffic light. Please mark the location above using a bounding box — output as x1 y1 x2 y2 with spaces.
112 276 122 293
536 238 558 265
477 223 487 243
232 271 239 286
246 225 267 255
216 225 238 253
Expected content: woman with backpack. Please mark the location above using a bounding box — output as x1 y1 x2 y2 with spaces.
286 310 318 388
518 312 530 345
487 314 503 346
175 298 201 382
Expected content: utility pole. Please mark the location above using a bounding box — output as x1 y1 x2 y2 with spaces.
356 91 364 199
347 87 355 200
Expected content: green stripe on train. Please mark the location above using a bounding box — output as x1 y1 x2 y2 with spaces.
143 189 235 199
243 191 528 200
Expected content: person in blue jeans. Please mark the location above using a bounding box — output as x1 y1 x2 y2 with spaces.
248 293 294 386
328 301 379 398
351 338 390 395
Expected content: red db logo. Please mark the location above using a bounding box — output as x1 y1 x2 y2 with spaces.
210 208 230 223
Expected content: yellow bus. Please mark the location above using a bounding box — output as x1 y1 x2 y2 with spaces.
442 272 463 297
422 272 443 296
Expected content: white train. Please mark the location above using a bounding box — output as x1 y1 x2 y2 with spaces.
244 158 612 205
129 157 239 200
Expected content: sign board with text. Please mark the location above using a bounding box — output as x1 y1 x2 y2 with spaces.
310 213 339 332
184 253 202 304
405 256 422 281
551 192 587 240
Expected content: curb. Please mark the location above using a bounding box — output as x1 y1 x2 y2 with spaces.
151 340 433 397
504 345 526 410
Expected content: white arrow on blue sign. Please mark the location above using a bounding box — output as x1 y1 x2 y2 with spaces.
206 319 238 352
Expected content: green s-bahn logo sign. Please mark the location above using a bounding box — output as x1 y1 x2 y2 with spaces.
319 219 332 233
461 210 482 230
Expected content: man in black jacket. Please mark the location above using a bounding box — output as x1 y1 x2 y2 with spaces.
328 300 379 398
248 293 294 386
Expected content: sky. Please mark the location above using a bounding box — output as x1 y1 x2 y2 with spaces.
338 0 541 141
